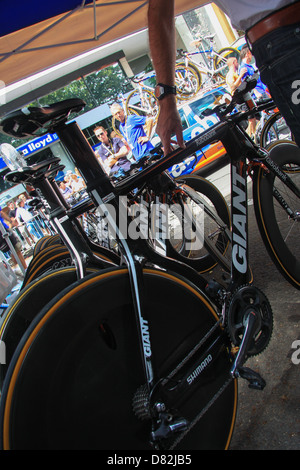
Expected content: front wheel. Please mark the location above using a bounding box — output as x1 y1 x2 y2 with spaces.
260 111 295 148
253 141 300 289
176 61 202 87
125 89 159 122
175 65 201 100
214 47 240 80
166 175 231 273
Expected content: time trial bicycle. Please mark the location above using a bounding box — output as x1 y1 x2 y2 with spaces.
0 74 298 449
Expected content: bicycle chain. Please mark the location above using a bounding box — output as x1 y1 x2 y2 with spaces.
161 318 223 386
133 316 235 449
169 376 233 450
133 317 236 449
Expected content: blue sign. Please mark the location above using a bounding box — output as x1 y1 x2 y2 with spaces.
0 133 59 170
17 133 59 156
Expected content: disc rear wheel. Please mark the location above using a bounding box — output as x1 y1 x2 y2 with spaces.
0 268 237 449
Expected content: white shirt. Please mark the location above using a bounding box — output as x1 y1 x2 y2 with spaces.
214 0 296 31
16 206 33 223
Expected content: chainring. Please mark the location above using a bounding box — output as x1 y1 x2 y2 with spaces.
226 284 273 357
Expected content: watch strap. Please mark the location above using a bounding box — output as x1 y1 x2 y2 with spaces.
156 83 177 101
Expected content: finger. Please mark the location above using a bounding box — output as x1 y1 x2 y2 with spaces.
176 130 185 149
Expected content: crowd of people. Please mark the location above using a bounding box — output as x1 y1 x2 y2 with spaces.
0 192 52 272
0 168 87 272
92 102 154 179
2 0 299 274
58 168 87 205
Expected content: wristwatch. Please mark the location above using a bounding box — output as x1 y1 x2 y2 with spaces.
155 83 177 101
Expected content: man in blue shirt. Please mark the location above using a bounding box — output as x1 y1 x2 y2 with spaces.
94 126 131 176
110 104 154 161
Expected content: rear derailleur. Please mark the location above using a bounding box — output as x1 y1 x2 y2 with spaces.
132 385 188 448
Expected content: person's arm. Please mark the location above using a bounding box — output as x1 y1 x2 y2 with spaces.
1 210 13 228
227 68 247 94
144 117 154 140
148 0 184 154
137 117 153 144
114 142 129 159
106 139 129 167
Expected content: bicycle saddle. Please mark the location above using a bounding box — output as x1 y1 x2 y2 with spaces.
5 157 62 184
26 198 43 210
0 99 86 138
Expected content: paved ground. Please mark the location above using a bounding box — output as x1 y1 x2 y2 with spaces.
230 203 300 450
206 164 300 450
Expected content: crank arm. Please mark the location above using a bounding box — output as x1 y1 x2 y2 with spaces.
230 309 266 389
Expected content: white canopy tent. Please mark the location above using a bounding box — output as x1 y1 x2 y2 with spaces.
0 0 208 88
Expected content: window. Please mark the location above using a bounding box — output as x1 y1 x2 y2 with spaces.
179 110 189 131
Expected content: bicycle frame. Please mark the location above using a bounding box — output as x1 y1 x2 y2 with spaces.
42 115 232 384
179 44 229 79
128 72 156 116
2 92 286 445
54 90 299 378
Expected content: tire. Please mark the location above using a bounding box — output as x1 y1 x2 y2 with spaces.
21 245 72 287
32 235 62 256
175 65 201 100
0 266 97 389
253 141 300 289
260 111 295 148
214 47 240 80
255 121 278 146
176 61 202 87
125 89 159 122
0 267 237 450
166 175 231 273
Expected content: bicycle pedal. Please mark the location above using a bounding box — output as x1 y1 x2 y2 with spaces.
236 366 266 390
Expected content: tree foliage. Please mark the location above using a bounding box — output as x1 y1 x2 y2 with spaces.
0 64 132 148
